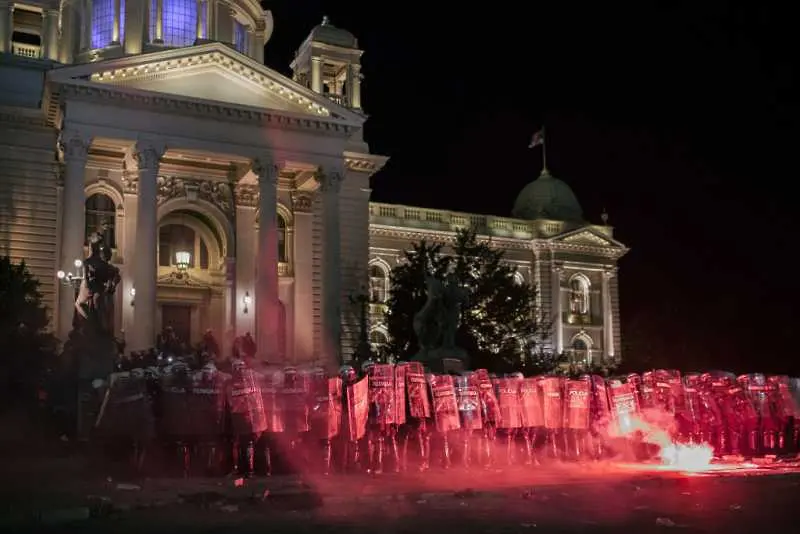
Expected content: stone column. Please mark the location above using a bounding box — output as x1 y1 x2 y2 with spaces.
311 57 323 93
42 10 60 60
291 191 314 362
123 0 145 54
112 0 121 44
0 2 13 54
252 157 280 362
195 0 203 40
349 64 362 109
130 139 165 351
551 264 563 354
80 0 92 52
56 130 92 340
315 167 344 363
224 256 236 357
602 270 615 362
154 0 163 42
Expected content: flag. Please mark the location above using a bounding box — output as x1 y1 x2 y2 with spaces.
528 129 545 148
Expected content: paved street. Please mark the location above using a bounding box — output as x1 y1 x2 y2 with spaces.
3 455 799 533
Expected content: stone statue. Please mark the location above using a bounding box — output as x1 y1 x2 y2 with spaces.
74 233 120 337
412 273 470 371
413 276 444 350
439 272 468 349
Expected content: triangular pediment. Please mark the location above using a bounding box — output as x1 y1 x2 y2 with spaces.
48 43 363 124
551 227 626 248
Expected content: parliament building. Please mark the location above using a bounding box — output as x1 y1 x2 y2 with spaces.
0 1 628 366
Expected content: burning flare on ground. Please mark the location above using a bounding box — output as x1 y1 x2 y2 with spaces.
608 412 715 472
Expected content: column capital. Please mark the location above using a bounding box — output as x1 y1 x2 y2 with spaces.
314 168 344 194
311 56 323 64
58 129 92 163
133 139 166 170
252 156 282 185
291 191 314 213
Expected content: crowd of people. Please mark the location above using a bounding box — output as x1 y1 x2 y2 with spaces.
93 340 800 478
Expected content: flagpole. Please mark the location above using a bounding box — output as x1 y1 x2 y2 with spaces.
541 126 548 172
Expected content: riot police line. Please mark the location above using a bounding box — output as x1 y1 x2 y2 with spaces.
93 359 800 477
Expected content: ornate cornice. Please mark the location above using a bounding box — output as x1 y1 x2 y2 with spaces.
121 171 138 194
291 191 314 213
344 154 388 174
157 176 235 219
368 224 533 251
234 183 258 207
55 82 356 138
58 129 92 163
533 240 628 259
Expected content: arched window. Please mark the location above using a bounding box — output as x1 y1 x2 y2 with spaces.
277 214 287 263
370 329 388 351
85 193 117 248
151 0 197 47
569 274 590 315
369 264 388 303
91 0 125 49
158 223 210 270
571 335 592 366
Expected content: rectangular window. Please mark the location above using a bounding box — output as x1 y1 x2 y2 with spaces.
233 20 247 53
199 0 207 39
91 0 115 49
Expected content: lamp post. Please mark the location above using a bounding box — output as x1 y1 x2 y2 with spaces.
56 257 86 289
175 250 191 278
349 283 371 366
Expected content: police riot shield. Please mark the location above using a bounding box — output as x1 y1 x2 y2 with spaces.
226 367 268 435
346 376 369 441
428 374 461 433
95 371 155 441
540 376 564 430
608 379 639 436
367 363 396 427
471 369 501 426
565 378 591 430
519 377 544 428
261 368 285 433
493 377 522 430
640 371 658 410
281 368 310 434
455 374 483 430
310 376 343 440
404 361 431 419
160 366 194 437
394 363 408 426
189 364 228 437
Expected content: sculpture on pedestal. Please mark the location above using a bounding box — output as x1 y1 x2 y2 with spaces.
412 273 470 371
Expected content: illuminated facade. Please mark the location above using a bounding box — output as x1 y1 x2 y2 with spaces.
0 2 627 366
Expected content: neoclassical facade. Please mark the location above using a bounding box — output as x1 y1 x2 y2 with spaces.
0 2 628 366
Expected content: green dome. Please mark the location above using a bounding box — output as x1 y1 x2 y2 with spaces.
512 169 583 222
310 16 358 49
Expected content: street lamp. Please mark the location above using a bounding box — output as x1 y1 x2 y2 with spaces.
56 258 85 288
175 250 191 278
242 291 252 314
129 286 136 307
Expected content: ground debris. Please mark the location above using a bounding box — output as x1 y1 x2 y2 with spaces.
655 517 680 528
115 483 141 491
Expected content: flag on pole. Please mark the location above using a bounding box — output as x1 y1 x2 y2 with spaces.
528 129 545 148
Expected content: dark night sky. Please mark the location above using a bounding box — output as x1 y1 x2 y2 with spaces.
262 2 797 374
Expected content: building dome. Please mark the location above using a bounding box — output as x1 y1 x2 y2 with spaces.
512 169 584 222
310 16 358 48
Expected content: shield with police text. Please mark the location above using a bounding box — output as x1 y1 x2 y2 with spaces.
394 364 408 425
96 372 154 440
261 370 285 433
608 380 639 436
226 368 268 435
471 369 501 425
310 376 342 440
160 369 194 437
493 377 522 430
455 374 483 430
566 379 591 430
346 376 369 441
429 374 461 432
541 376 564 430
405 361 431 419
281 372 311 434
368 363 396 426
519 377 544 427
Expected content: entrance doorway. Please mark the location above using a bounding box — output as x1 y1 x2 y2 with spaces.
161 304 192 345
